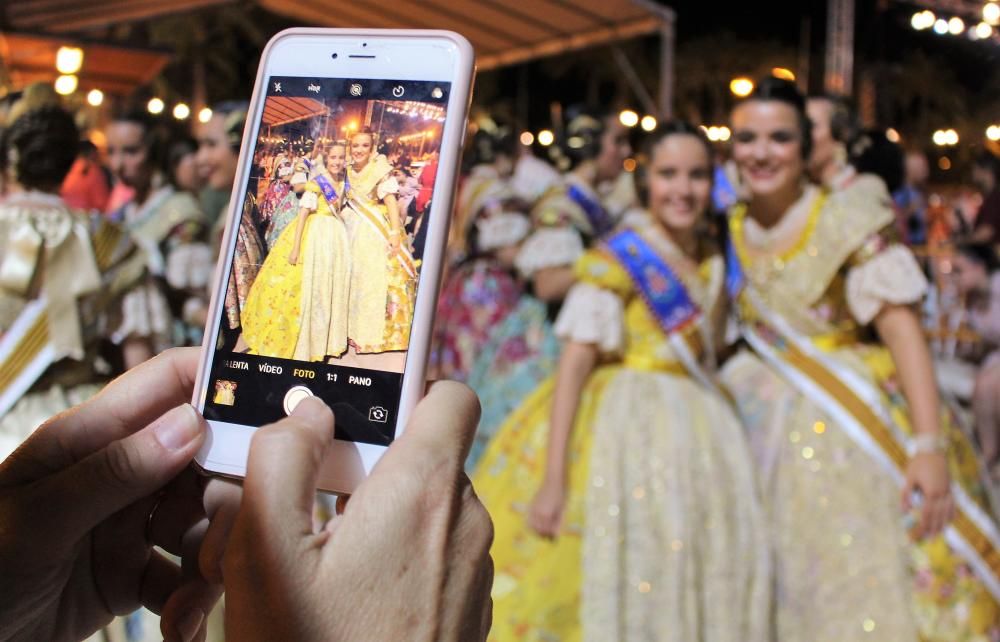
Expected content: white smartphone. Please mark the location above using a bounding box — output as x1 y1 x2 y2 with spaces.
192 28 475 493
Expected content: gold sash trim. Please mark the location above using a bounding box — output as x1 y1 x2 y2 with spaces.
622 353 687 375
740 300 1000 592
92 221 124 270
777 325 1000 581
347 197 417 278
0 312 49 395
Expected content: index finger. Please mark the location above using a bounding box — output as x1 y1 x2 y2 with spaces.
2 347 201 484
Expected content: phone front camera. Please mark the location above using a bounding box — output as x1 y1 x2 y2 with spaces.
331 52 338 59
362 42 367 47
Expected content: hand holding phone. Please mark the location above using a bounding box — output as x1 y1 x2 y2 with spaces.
192 29 474 493
202 382 492 642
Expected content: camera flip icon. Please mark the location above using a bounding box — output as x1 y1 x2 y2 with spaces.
368 405 388 423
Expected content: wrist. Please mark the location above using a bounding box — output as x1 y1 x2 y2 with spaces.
908 433 949 457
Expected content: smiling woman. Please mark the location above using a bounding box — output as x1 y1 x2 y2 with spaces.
722 77 1000 642
475 121 771 642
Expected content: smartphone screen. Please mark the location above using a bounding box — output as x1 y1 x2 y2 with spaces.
203 75 451 446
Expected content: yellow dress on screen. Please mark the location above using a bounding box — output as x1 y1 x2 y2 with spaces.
241 176 350 360
345 154 415 353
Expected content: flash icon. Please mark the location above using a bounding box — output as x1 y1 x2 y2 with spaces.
431 87 443 99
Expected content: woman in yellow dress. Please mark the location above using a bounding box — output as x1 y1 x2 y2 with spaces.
241 142 351 361
344 128 415 354
474 123 770 641
721 76 1000 641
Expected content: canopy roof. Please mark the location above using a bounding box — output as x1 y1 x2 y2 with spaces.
0 31 171 94
3 0 671 72
262 96 330 127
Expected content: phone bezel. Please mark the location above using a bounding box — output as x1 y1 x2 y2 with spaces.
192 28 475 493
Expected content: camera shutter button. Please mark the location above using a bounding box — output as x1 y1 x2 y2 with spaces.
283 385 314 415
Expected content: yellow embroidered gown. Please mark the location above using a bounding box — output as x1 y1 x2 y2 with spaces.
345 155 414 353
474 221 771 642
241 176 350 361
721 180 1000 642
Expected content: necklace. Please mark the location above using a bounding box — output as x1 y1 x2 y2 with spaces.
730 189 828 272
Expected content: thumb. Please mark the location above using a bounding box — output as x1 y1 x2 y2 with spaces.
37 404 206 542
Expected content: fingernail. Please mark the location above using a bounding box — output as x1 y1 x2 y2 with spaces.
292 396 332 423
154 404 202 452
175 608 205 642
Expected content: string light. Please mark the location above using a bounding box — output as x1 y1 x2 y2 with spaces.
54 75 78 95
198 107 213 123
55 46 84 74
640 115 657 132
147 98 165 115
537 130 555 146
173 103 190 120
520 131 535 146
619 110 639 128
86 89 104 106
729 77 754 97
985 2 1000 26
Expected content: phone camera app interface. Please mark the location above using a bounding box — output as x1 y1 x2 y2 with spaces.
204 76 451 446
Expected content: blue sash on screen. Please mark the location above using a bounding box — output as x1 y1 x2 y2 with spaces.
315 175 348 207
725 239 746 299
605 229 699 333
567 184 613 238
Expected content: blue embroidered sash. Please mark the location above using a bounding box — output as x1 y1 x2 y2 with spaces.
567 184 613 238
604 229 699 334
725 238 746 300
315 175 348 208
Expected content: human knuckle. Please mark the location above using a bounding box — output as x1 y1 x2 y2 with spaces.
102 440 142 488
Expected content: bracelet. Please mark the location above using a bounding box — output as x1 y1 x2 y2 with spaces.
908 433 949 456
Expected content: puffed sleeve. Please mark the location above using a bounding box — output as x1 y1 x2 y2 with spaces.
552 249 632 355
513 225 585 278
845 229 928 324
165 242 214 291
298 190 319 212
554 283 624 355
377 175 400 200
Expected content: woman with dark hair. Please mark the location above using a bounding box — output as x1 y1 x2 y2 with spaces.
431 121 525 390
197 101 264 345
721 76 1000 641
475 122 770 641
166 135 202 195
515 107 633 302
241 141 351 361
466 109 633 459
0 104 155 464
107 109 209 347
806 93 858 189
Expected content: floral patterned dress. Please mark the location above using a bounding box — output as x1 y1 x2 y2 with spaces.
431 259 522 383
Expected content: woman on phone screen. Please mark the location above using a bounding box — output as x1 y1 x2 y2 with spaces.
241 142 351 361
720 76 1000 641
344 127 415 355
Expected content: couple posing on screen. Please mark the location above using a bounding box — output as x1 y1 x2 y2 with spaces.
240 127 417 364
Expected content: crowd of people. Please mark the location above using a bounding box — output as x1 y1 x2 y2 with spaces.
3 67 1000 641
